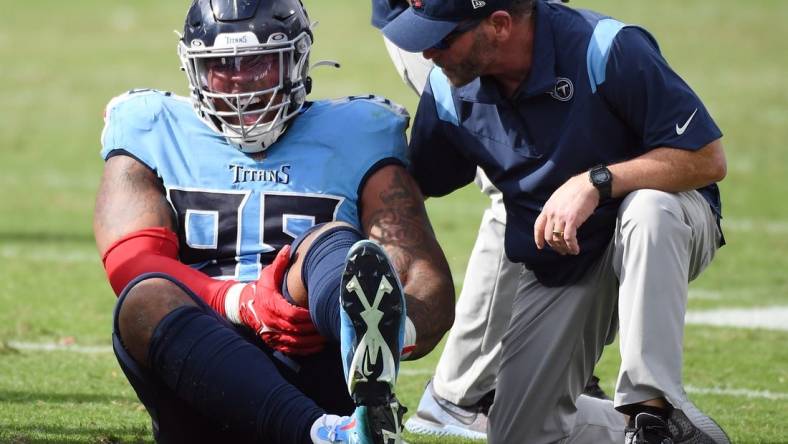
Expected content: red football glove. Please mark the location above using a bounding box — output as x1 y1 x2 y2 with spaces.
225 245 326 355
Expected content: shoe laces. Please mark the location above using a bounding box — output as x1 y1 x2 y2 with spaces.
638 425 673 444
626 413 673 444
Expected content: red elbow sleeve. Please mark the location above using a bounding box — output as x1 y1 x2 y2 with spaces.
102 227 179 294
101 227 233 314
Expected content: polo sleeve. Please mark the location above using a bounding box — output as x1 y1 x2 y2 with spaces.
408 78 477 197
600 26 722 152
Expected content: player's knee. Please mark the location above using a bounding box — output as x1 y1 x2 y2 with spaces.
117 277 197 366
297 221 357 255
286 223 363 307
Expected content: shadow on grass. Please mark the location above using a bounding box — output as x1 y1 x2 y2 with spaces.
0 390 135 405
0 423 151 444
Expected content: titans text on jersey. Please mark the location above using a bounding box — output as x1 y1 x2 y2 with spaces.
229 164 291 184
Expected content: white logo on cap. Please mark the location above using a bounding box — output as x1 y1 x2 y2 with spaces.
471 0 486 9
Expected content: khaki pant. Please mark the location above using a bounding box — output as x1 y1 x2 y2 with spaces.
489 190 720 443
432 170 521 405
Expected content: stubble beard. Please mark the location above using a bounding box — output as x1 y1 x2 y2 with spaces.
443 31 496 88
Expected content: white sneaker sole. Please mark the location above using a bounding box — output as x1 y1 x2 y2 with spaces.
404 416 486 441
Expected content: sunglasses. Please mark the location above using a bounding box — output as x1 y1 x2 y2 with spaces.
430 18 483 50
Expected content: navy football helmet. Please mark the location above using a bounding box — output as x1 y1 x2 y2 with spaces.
178 0 313 152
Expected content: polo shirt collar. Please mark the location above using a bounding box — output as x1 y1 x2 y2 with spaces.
455 77 500 103
453 1 557 103
519 0 557 98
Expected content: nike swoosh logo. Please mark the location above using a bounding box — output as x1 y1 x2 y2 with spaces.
675 108 698 135
361 350 376 377
434 397 479 425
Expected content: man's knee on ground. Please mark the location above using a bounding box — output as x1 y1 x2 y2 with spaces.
286 221 357 307
618 189 686 236
117 277 198 367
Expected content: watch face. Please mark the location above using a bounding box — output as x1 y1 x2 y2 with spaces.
591 168 611 183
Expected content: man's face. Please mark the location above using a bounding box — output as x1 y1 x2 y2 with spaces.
199 53 283 125
423 25 497 87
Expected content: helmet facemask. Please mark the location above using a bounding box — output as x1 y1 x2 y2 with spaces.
179 30 312 153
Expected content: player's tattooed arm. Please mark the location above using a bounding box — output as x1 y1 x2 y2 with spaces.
361 164 455 359
94 155 176 255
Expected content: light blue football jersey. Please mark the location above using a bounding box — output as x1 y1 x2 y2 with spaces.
101 89 409 282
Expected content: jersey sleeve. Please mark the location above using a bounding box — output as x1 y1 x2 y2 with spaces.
599 26 722 152
100 90 167 170
408 76 477 197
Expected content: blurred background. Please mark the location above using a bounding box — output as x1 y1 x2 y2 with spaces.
0 1 786 442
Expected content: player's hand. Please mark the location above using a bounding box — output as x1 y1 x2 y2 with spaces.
236 246 326 355
534 173 599 255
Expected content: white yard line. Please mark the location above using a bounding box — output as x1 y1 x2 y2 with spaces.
685 306 788 331
5 341 112 354
723 218 788 234
688 289 722 300
684 385 788 401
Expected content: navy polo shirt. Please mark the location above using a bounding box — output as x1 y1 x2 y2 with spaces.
408 1 723 286
371 0 408 30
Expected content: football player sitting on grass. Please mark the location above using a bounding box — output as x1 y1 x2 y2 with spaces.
93 0 454 442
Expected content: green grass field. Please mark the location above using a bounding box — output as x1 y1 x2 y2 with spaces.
1 0 786 442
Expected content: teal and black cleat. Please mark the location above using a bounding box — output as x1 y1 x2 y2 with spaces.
340 240 407 443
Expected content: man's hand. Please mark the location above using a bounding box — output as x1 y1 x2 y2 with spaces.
230 246 326 355
534 173 599 255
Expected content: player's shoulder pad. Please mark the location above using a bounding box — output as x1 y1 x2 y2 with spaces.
103 89 187 131
323 94 410 126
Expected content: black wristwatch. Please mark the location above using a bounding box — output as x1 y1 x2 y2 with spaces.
589 164 612 200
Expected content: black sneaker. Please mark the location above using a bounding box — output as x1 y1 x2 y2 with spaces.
666 405 731 444
583 375 610 400
625 412 674 444
476 389 495 416
625 406 731 444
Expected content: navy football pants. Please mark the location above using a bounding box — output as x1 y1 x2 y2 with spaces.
112 273 353 444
